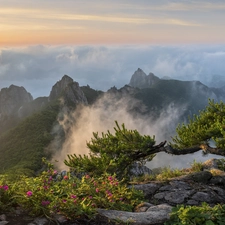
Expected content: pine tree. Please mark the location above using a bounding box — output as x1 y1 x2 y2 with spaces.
64 121 165 179
171 99 225 155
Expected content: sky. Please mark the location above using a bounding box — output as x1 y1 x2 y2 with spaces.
0 0 225 98
1 0 225 45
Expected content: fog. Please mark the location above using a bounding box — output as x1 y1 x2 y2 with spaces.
49 92 213 171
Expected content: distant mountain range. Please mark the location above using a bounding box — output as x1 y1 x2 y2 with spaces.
1 68 225 175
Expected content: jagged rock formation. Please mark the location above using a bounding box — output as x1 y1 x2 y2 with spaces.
49 75 88 106
0 85 33 117
129 68 160 89
0 85 33 134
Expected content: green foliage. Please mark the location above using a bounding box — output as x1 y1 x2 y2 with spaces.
165 203 225 225
0 102 60 175
0 158 144 220
190 160 204 172
217 159 225 171
171 99 225 150
65 121 156 179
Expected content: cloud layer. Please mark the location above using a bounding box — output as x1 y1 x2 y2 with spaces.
1 45 225 98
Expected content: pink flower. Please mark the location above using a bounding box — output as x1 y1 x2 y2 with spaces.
41 200 50 206
71 194 77 199
85 174 90 179
89 196 93 199
3 185 8 191
96 188 99 193
108 176 113 181
26 191 33 197
62 199 67 203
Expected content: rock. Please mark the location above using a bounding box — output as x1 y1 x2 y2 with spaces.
97 204 172 225
130 162 152 177
209 176 225 185
134 183 162 198
154 190 195 205
0 85 33 117
48 75 88 106
0 221 9 225
32 217 49 225
0 215 6 221
129 68 160 89
202 158 220 170
187 171 212 183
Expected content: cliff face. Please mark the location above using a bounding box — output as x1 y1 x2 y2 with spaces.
0 85 33 117
129 68 160 89
49 75 88 105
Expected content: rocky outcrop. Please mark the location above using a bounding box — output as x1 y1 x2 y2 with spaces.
96 159 225 225
49 75 88 106
0 85 33 117
129 68 160 89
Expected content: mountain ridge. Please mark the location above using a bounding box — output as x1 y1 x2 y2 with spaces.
0 69 225 175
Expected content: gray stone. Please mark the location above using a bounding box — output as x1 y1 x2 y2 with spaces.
97 204 172 225
209 176 225 185
188 171 212 183
186 200 199 205
191 192 210 203
130 162 152 177
134 183 162 198
33 217 49 225
159 181 191 191
0 222 9 225
154 190 194 205
0 215 6 221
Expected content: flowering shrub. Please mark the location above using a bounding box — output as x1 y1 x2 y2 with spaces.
0 176 16 211
0 160 144 220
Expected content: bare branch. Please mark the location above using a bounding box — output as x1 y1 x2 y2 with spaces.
159 144 225 157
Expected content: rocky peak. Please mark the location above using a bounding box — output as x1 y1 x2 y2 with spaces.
0 85 33 116
129 68 160 89
48 75 88 105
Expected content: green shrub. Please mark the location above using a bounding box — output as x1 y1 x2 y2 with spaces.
165 203 225 225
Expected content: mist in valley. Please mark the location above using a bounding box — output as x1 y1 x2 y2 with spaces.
49 92 223 172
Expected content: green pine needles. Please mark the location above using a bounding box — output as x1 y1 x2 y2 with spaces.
65 121 156 179
171 99 225 150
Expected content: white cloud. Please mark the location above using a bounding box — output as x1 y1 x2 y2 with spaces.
1 45 225 98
